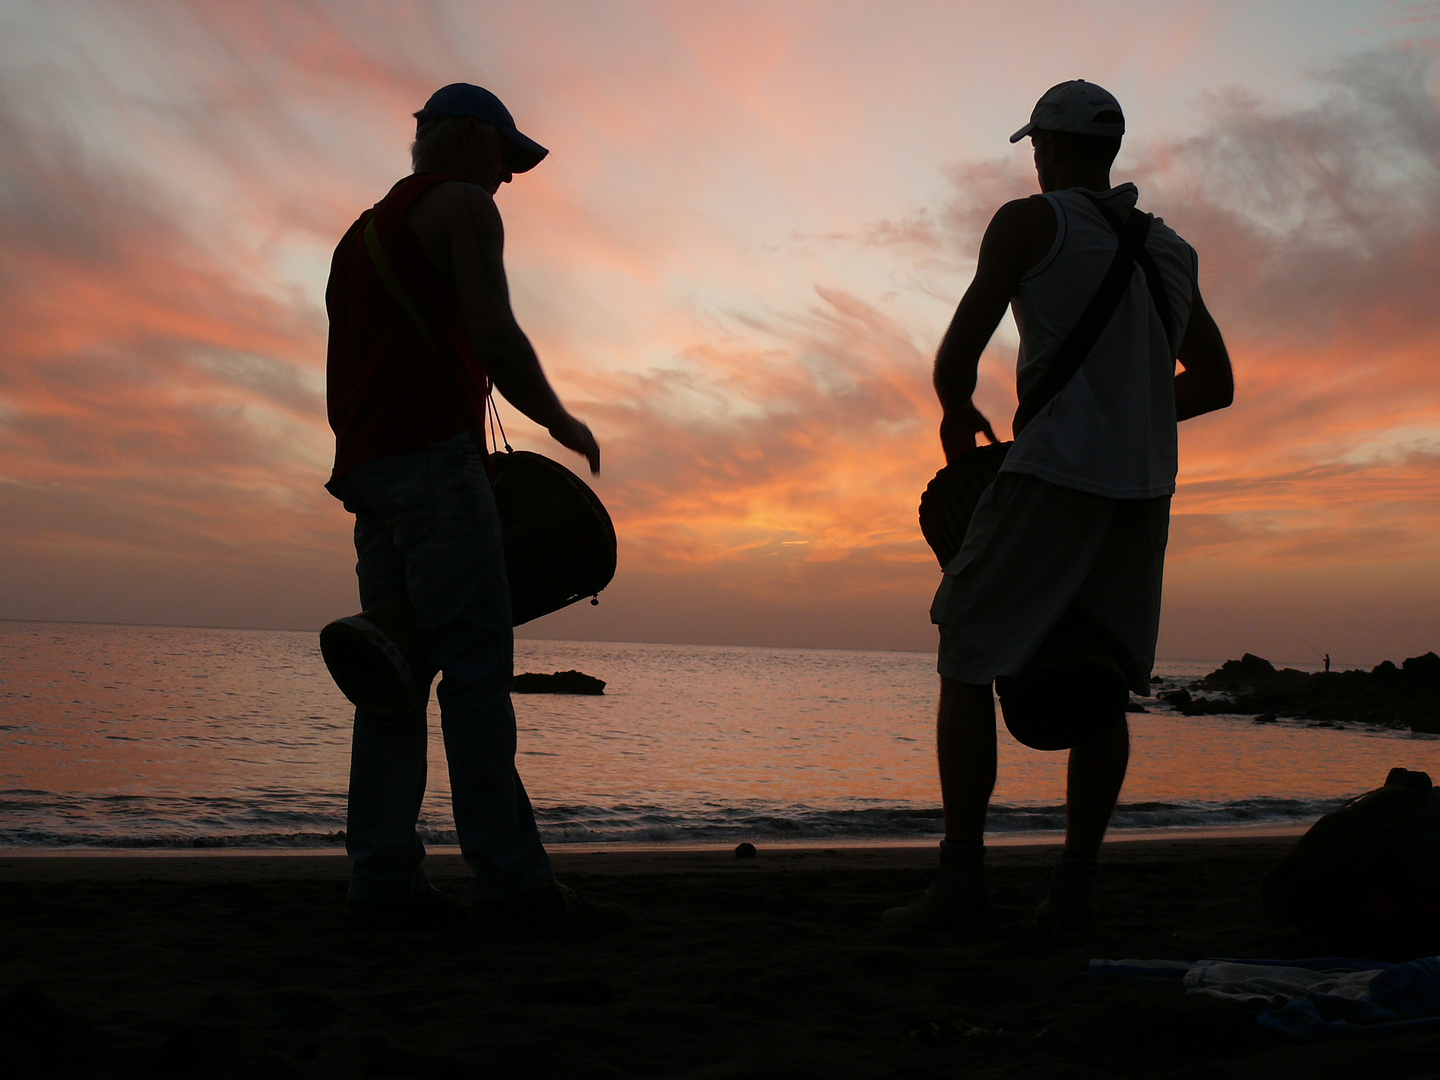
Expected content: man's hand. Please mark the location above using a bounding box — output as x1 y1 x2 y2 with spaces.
940 403 998 466
548 413 600 474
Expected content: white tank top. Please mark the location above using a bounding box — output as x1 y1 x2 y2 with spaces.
1000 183 1198 499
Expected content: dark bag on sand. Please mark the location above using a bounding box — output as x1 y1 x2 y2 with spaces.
1263 768 1440 956
918 197 1162 568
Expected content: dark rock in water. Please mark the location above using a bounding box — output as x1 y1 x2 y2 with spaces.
1206 653 1277 688
513 670 605 695
1156 688 1230 715
1195 649 1440 733
1124 701 1148 713
1401 703 1440 735
1253 713 1277 724
1402 651 1440 684
734 842 757 859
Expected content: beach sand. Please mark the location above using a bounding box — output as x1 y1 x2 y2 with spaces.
3 838 1437 1078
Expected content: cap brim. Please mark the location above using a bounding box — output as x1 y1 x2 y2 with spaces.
502 128 549 173
1009 122 1035 144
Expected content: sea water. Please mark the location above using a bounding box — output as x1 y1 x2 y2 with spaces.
1 621 1436 849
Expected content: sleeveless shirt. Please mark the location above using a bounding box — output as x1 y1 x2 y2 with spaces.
1000 183 1198 499
326 173 489 482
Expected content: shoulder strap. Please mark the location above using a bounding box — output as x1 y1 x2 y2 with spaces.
1085 194 1180 355
362 216 492 447
1012 197 1153 435
363 217 446 357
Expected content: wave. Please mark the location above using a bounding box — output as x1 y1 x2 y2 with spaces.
0 794 1354 848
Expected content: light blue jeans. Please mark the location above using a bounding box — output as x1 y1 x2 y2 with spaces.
328 432 554 903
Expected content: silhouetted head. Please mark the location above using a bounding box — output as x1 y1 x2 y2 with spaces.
411 83 548 194
1011 80 1124 192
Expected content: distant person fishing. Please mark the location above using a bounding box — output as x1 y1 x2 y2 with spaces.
889 80 1234 932
324 83 627 938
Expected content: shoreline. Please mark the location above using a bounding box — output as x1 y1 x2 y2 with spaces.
0 822 1311 862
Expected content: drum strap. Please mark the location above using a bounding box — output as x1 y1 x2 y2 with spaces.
1012 197 1155 435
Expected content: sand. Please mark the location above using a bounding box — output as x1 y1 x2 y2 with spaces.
3 837 1438 1079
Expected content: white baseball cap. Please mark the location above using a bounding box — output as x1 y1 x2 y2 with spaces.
1010 80 1126 143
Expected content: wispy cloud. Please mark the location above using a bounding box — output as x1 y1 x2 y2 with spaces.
0 3 1435 659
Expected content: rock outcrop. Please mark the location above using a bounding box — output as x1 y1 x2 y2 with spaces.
1156 652 1440 732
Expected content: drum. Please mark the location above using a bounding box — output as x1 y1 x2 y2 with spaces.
319 594 434 717
487 449 617 627
994 613 1129 751
917 441 1011 568
320 449 617 716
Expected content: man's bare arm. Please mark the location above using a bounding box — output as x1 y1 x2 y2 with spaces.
409 181 600 472
934 196 1054 464
1174 286 1233 422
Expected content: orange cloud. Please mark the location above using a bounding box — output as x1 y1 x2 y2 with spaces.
0 7 1436 665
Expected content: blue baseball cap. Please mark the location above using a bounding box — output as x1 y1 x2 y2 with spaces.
414 83 549 172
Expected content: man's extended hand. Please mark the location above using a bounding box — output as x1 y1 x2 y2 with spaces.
548 413 600 475
940 403 999 467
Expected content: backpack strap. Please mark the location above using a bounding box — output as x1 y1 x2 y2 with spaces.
1012 198 1153 435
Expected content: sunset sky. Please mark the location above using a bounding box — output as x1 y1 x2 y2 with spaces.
1 0 1437 665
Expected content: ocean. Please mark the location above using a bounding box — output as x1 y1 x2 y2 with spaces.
2 621 1436 850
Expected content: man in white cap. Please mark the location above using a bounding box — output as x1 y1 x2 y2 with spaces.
325 84 627 938
886 80 1234 931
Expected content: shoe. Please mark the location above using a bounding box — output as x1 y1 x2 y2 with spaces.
881 877 993 931
471 878 630 941
343 884 468 932
881 839 993 931
1034 852 1098 934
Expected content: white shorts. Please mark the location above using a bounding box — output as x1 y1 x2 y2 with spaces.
932 472 1170 695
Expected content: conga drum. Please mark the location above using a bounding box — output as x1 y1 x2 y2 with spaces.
917 441 1011 568
486 449 617 626
320 449 617 717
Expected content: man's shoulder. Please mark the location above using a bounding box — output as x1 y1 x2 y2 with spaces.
407 177 503 252
983 195 1056 277
990 194 1053 229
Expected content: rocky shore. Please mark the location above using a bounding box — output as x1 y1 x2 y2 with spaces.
1156 651 1440 733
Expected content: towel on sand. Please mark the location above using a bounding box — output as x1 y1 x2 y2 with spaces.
1091 955 1440 1041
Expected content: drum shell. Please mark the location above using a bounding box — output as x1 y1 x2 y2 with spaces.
918 441 1011 568
487 449 618 626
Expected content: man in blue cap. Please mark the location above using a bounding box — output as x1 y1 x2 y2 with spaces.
325 84 627 938
886 80 1234 932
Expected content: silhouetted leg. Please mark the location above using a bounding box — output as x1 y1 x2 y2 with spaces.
337 434 551 905
383 436 552 901
881 676 996 927
343 498 431 903
937 677 997 846
346 700 430 901
1063 716 1129 858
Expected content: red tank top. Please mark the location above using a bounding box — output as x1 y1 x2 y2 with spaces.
325 173 489 481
